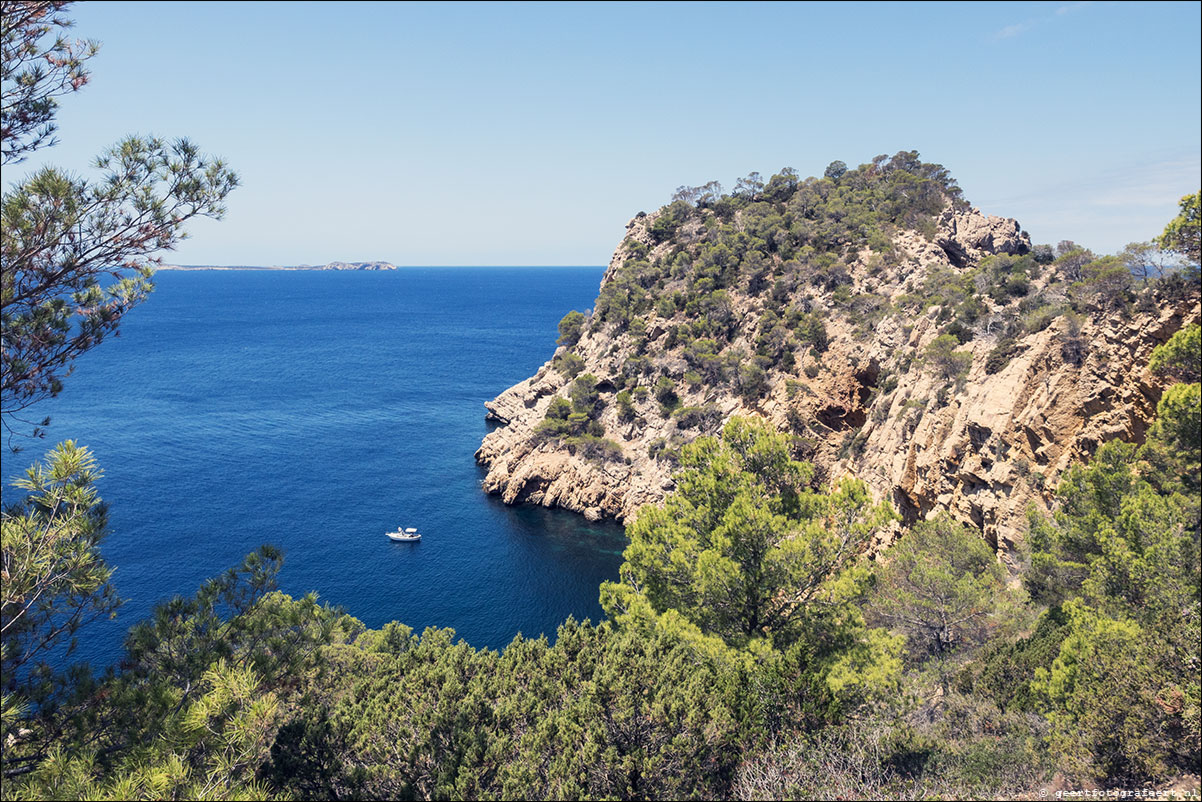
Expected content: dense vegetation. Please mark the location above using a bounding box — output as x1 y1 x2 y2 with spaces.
4 324 1199 799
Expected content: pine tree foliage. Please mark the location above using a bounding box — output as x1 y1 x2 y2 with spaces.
1158 191 1201 265
1 441 117 696
1 1 238 442
1023 331 1201 782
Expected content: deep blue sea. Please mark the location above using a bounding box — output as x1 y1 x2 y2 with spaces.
6 268 626 671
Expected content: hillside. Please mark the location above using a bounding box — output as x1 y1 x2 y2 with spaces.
476 152 1200 555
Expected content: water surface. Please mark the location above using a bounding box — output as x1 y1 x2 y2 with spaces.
9 268 625 669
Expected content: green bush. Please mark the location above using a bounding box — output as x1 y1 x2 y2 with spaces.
673 403 723 431
564 434 624 463
737 361 768 401
569 373 603 417
556 310 586 347
1149 323 1200 383
1070 256 1133 310
923 334 972 383
647 200 691 243
552 351 585 378
963 607 1069 712
654 376 679 415
1021 305 1059 334
615 389 636 422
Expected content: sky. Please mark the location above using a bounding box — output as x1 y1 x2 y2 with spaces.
7 0 1201 265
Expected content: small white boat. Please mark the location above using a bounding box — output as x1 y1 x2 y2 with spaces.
386 527 421 542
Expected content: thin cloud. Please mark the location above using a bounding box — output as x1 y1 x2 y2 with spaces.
1056 1 1092 16
1088 158 1202 208
994 0 1093 41
994 22 1031 39
974 152 1201 251
979 154 1201 210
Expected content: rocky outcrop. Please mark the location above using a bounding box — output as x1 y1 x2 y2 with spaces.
839 297 1195 557
475 192 1200 556
935 208 1029 266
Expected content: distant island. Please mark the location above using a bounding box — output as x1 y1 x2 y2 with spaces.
158 260 398 271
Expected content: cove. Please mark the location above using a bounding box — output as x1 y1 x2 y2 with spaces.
9 267 626 671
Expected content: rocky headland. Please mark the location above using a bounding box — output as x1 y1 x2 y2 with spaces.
476 154 1200 555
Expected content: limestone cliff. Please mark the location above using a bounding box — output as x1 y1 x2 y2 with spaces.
475 155 1199 553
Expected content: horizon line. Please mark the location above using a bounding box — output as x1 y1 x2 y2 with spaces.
157 264 607 271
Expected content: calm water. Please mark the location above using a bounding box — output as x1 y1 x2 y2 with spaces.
7 268 626 670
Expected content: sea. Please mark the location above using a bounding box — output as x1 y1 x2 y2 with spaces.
5 267 627 672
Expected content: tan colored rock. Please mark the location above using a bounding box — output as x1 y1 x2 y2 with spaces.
936 207 1030 265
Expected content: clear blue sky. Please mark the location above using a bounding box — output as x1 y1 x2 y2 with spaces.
9 0 1200 265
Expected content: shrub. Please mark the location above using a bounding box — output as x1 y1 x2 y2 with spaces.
737 362 769 401
674 404 723 431
545 397 571 421
963 606 1070 712
564 435 623 463
733 706 1050 801
1034 604 1191 782
552 352 585 378
654 376 679 414
1059 312 1087 366
648 200 691 243
556 310 586 346
1071 256 1133 310
780 349 796 372
837 430 869 460
1149 323 1200 383
923 334 972 383
1021 305 1059 334
569 373 603 417
538 375 607 442
684 338 728 383
615 389 636 422
621 355 652 382
647 438 670 460
623 238 649 259
793 312 828 352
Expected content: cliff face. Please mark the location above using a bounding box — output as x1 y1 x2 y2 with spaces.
475 159 1199 553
